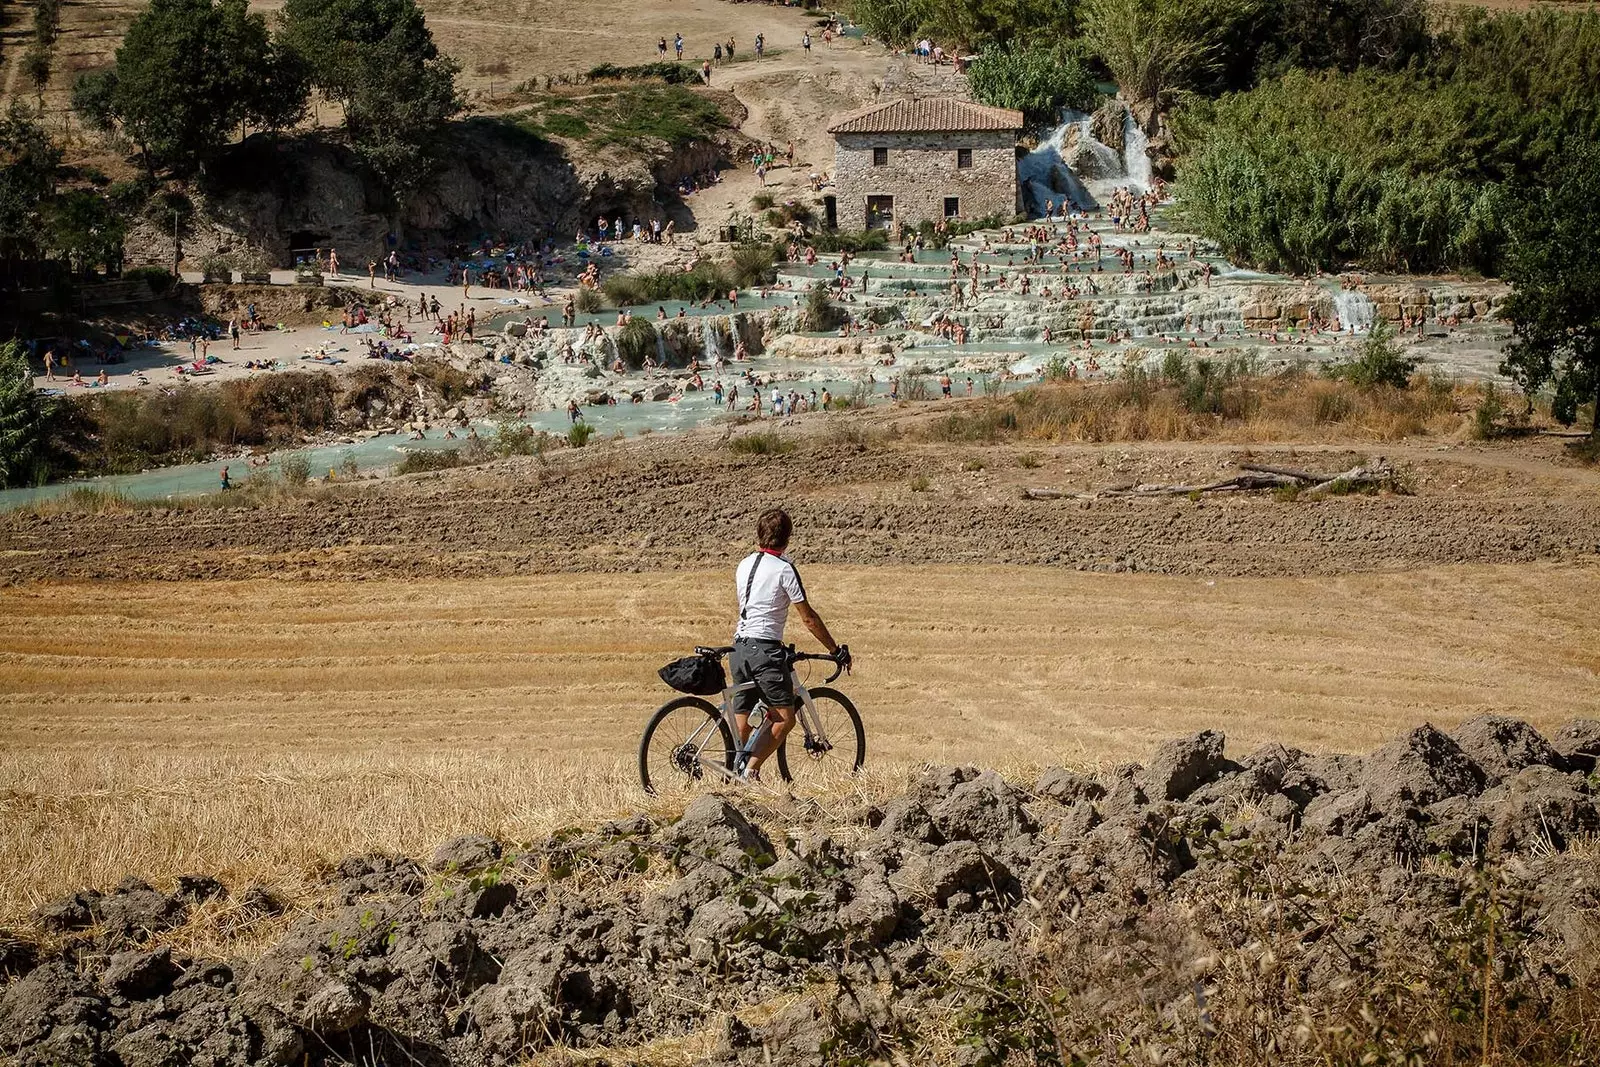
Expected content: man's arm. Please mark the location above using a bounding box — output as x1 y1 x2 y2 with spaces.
793 600 839 654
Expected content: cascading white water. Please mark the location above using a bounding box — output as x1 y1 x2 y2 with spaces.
1122 109 1152 194
1333 290 1376 333
700 317 722 358
1019 103 1157 217
1018 111 1096 215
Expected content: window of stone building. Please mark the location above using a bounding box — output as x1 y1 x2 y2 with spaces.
872 147 888 166
957 148 973 169
944 197 960 218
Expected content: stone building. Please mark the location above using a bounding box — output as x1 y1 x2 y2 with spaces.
826 98 1023 232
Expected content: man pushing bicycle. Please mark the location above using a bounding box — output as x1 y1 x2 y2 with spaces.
732 508 850 783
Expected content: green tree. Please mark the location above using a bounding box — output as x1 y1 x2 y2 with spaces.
280 0 461 198
0 340 54 488
1500 146 1600 437
968 44 1099 124
71 69 120 133
0 104 62 268
106 0 303 174
1081 0 1262 108
45 189 126 275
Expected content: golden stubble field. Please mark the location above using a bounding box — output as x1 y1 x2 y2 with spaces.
3 562 1599 928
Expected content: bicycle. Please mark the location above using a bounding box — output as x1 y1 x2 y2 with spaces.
638 645 864 795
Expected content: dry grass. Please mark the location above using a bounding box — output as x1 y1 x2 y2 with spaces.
2 563 1598 931
924 370 1484 446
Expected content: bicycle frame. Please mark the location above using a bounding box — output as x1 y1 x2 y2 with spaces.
682 671 830 783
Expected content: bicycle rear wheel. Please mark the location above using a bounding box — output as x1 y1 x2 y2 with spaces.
776 687 865 791
639 696 735 796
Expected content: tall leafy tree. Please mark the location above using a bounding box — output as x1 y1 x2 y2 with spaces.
1500 146 1600 437
46 190 127 275
105 0 305 174
280 0 461 198
0 104 61 268
0 340 53 488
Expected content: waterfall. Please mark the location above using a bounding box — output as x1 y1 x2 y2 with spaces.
701 316 729 359
1333 290 1376 333
1019 103 1156 216
655 332 667 365
1018 110 1097 215
1122 109 1152 194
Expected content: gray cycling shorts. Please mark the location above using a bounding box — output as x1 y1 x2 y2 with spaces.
730 638 793 715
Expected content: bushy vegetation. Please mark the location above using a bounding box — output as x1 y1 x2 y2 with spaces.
809 229 889 254
395 448 463 474
1499 144 1600 437
802 283 843 333
604 262 733 306
1324 320 1418 389
727 431 794 456
54 372 342 475
586 62 700 85
922 359 1466 444
0 341 56 488
614 317 659 369
121 266 176 295
847 0 1079 52
967 44 1099 124
511 85 730 149
1176 10 1600 274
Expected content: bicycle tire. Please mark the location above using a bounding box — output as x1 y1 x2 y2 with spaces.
776 686 865 789
639 696 735 796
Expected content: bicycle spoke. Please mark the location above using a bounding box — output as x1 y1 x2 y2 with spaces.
641 701 733 797
780 691 864 793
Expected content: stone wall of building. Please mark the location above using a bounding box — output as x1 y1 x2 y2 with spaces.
832 130 1017 232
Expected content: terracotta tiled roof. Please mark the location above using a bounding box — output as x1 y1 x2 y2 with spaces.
826 98 1024 135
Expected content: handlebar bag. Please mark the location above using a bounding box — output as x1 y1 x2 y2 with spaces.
658 655 727 695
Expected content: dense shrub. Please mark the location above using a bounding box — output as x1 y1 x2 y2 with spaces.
730 243 780 287
122 266 176 295
61 371 340 474
1175 10 1600 274
802 283 842 332
395 449 463 474
586 62 700 85
1324 320 1418 389
848 0 1079 50
810 229 888 253
969 44 1099 124
602 262 735 306
615 317 659 369
728 431 793 455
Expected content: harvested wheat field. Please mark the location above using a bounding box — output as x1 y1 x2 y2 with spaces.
2 562 1597 926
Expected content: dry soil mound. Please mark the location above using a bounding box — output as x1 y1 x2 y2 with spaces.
5 716 1600 1064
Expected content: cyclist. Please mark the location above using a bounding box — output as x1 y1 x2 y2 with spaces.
732 508 847 782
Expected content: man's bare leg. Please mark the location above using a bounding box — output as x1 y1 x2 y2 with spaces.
746 706 795 777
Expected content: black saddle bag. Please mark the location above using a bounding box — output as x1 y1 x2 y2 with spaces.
658 654 726 695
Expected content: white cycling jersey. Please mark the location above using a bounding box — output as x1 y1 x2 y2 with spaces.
733 550 805 642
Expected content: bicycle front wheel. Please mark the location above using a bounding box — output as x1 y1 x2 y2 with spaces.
639 696 735 797
777 687 865 791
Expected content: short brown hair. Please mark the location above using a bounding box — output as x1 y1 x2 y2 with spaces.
756 508 792 551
